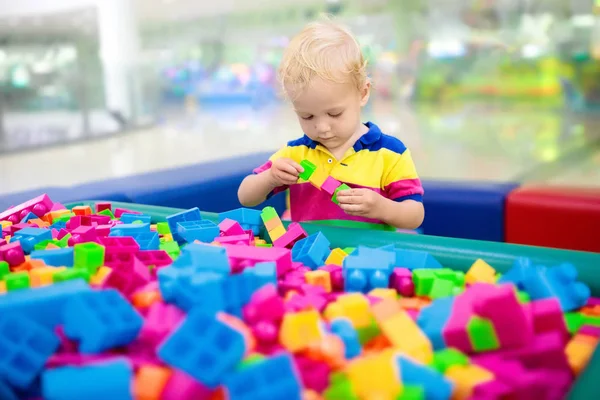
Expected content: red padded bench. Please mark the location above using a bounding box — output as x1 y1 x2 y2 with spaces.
506 186 600 252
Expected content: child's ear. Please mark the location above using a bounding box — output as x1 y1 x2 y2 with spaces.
359 81 371 107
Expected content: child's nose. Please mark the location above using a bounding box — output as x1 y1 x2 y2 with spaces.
315 120 330 134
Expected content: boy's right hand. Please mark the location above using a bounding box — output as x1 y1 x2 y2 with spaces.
269 158 304 187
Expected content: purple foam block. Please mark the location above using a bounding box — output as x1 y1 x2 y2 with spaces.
294 355 331 392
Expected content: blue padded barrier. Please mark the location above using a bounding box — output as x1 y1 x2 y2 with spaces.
420 180 520 242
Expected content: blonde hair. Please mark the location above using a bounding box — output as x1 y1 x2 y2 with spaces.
278 18 368 98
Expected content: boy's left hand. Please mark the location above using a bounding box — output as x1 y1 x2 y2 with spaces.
336 188 384 219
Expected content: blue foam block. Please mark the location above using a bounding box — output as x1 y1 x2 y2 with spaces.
158 310 246 388
119 213 151 224
42 358 133 400
397 355 453 400
30 248 74 267
329 318 361 359
291 232 330 269
417 296 455 350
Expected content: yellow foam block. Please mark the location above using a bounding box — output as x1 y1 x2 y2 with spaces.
45 209 70 223
445 364 494 400
90 266 112 286
325 248 347 266
279 309 324 352
368 288 397 301
305 270 332 293
162 234 174 242
372 299 433 364
346 349 401 399
254 238 267 245
0 281 6 294
1 221 13 229
324 293 372 328
308 168 329 189
566 335 597 375
465 259 496 285
268 224 286 241
30 266 66 287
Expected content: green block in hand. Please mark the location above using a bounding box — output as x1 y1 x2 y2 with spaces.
332 183 351 204
299 159 317 181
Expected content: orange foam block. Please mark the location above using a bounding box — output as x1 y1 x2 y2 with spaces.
72 206 93 216
398 297 431 310
308 168 328 189
304 334 346 369
566 334 598 375
134 365 172 400
372 299 433 364
305 270 332 293
280 309 324 352
0 281 6 294
132 290 162 310
368 288 397 301
28 219 50 228
90 266 112 286
30 267 66 287
43 209 70 224
445 364 494 400
465 259 496 285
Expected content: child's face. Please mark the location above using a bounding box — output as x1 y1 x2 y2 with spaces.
289 77 370 154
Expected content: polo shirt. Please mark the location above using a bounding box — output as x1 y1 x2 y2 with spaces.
253 122 423 224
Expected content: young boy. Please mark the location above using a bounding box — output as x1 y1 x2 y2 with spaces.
238 19 424 230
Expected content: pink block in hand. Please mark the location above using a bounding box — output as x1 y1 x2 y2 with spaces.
474 284 533 349
218 218 245 236
161 370 213 400
273 222 307 249
321 176 342 196
528 298 569 344
0 242 26 266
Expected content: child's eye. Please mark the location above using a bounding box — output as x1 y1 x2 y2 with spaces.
301 115 313 120
329 112 343 118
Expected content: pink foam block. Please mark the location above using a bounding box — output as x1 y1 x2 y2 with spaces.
57 229 70 240
161 370 213 400
273 222 308 249
0 242 26 266
219 218 246 236
579 325 600 338
286 292 328 313
390 267 414 296
114 208 141 218
96 202 112 213
224 244 292 278
68 226 97 246
527 298 569 344
0 194 54 224
136 250 173 276
318 265 344 292
95 225 112 237
471 380 513 400
294 355 331 392
474 357 544 399
51 202 66 211
9 223 29 234
139 302 185 346
586 297 600 307
51 229 59 239
442 285 485 353
66 216 83 230
473 284 533 349
87 215 111 225
321 176 342 196
243 284 285 324
214 234 252 246
0 238 5 247
100 236 140 255
406 309 419 321
103 256 150 296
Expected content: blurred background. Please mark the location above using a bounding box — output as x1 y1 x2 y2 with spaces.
1 0 600 195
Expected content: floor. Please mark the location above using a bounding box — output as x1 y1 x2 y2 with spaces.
1 99 599 196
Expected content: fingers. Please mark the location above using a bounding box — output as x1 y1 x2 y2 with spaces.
278 162 300 176
339 203 365 215
289 160 304 173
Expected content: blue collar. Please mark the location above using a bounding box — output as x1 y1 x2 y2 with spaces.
301 122 382 150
